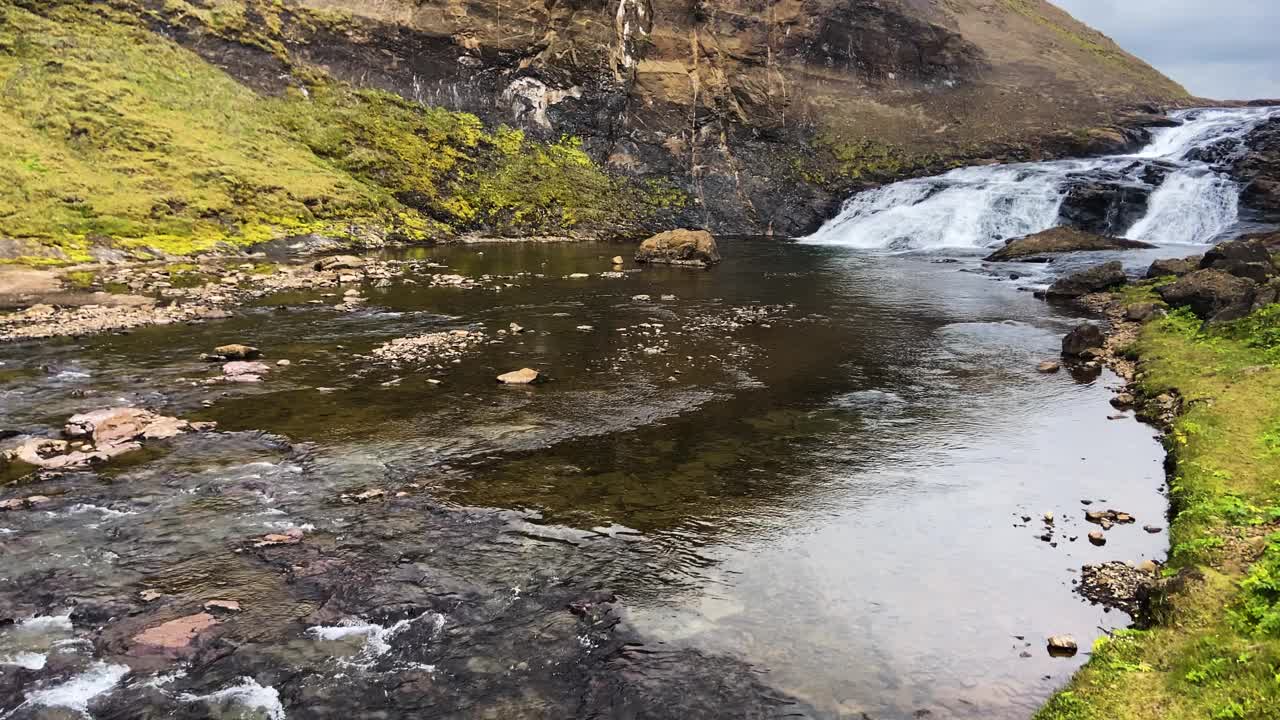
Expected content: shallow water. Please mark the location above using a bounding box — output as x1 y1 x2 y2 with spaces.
0 240 1167 718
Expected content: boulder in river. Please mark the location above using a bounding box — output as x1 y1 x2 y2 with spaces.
984 227 1154 262
210 344 260 361
1199 238 1278 284
1046 635 1078 657
1062 323 1105 358
497 368 544 385
314 255 365 272
635 229 721 268
1145 255 1202 279
1044 261 1127 298
1157 269 1257 322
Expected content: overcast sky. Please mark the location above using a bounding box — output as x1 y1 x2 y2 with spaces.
1053 0 1280 100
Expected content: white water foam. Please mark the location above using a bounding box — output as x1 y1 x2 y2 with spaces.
0 651 47 670
179 677 286 720
802 106 1280 250
19 661 130 716
306 611 446 667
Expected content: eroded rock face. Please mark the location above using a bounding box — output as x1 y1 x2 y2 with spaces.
1158 269 1258 323
984 227 1153 262
129 0 1188 236
635 229 721 267
1044 261 1127 298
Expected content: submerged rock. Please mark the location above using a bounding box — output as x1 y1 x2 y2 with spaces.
131 612 219 650
1157 268 1257 322
497 368 543 385
984 227 1153 262
635 229 721 268
1044 261 1127 298
1037 360 1061 373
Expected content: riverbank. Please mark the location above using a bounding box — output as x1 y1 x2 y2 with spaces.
1039 286 1280 719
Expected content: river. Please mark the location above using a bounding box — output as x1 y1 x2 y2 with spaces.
0 107 1273 719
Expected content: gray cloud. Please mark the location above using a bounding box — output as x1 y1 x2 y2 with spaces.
1052 0 1280 100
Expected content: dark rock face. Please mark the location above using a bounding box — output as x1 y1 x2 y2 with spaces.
1199 239 1278 284
635 229 721 267
984 227 1153 262
1146 255 1202 279
119 0 1188 237
1058 168 1161 236
1158 269 1258 322
1235 115 1280 222
1062 323 1105 357
1045 261 1127 298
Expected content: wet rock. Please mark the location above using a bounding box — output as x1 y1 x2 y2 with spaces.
222 361 271 383
1046 635 1078 657
1088 530 1107 546
342 488 386 503
139 590 163 602
635 229 721 268
1043 512 1054 524
1045 261 1127 298
2 408 214 470
610 256 624 266
1110 393 1136 408
1062 323 1105 358
210 344 260 361
1078 561 1158 616
1037 360 1061 373
1143 525 1163 534
254 528 304 547
1199 238 1278 284
276 359 291 367
984 227 1153 262
371 329 487 365
203 600 242 613
1146 255 1202 279
1157 269 1257 322
314 255 365 272
131 612 219 650
497 368 543 385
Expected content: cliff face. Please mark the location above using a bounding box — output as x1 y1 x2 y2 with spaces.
224 0 1187 234
0 0 1188 262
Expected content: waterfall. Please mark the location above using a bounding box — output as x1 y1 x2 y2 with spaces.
801 107 1279 250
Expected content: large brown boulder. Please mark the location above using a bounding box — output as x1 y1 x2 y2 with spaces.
1199 239 1278 284
1146 255 1202 279
1157 269 1258 322
984 227 1154 262
1045 261 1127 298
1062 323 1105 358
635 230 722 268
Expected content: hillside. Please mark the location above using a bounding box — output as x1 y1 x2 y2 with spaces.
0 0 1188 262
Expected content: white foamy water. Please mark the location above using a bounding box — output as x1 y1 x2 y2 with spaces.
20 661 130 716
0 651 47 670
306 611 446 667
179 677 286 720
803 107 1279 250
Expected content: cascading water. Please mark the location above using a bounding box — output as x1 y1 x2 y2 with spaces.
802 107 1279 251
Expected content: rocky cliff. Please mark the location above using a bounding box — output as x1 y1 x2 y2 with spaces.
0 0 1189 261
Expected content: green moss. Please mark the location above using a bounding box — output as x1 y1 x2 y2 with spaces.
1037 304 1280 720
0 1 667 266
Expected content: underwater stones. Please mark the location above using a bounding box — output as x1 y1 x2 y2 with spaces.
497 368 543 385
635 229 721 268
1046 635 1078 657
253 528 304 548
1061 323 1105 358
131 613 219 650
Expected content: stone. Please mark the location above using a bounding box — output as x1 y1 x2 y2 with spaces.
314 255 365 272
1045 261 1127 298
1124 302 1164 323
1143 525 1163 534
276 359 291 367
611 256 624 265
1158 269 1258 323
1062 323 1105 358
139 590 163 602
497 368 543 385
1199 238 1277 283
212 344 260 360
1046 635 1078 657
635 229 721 267
1043 512 1054 524
1088 530 1106 546
222 361 271 382
1037 360 1061 373
1137 559 1159 573
132 613 219 649
984 227 1154 262
1146 255 1202 279
1110 393 1136 408
254 528 304 547
203 600 242 613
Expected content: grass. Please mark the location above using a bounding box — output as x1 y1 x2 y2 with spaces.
0 1 675 264
1036 299 1280 720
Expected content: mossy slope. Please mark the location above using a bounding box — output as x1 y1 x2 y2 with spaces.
1037 298 1280 720
0 2 670 264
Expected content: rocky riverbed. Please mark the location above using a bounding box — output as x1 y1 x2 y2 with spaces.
0 240 1173 719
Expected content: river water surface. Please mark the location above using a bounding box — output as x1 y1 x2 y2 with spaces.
0 240 1169 719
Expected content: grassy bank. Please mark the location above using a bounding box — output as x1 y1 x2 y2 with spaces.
0 2 673 265
1037 296 1280 720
